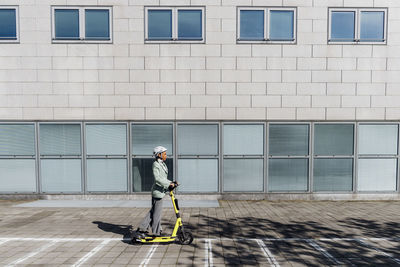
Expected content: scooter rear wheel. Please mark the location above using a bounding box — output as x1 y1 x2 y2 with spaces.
177 231 193 245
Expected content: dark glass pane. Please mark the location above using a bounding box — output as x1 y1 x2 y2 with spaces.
269 10 294 41
55 9 79 39
178 10 202 40
133 158 173 192
240 10 264 40
269 124 309 156
331 11 355 41
148 10 172 40
268 158 308 192
314 124 354 156
0 9 16 38
85 9 110 39
360 11 385 42
313 159 353 192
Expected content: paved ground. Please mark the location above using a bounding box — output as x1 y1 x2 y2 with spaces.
0 199 400 266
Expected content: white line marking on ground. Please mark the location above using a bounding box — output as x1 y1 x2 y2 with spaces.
6 240 57 267
205 239 213 267
256 239 280 267
356 239 400 265
306 239 342 265
139 243 159 267
72 239 111 267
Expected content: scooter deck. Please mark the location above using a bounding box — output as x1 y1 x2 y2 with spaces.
138 236 176 243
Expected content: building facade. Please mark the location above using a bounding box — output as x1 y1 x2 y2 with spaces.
0 0 400 200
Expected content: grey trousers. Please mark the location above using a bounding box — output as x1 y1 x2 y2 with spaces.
139 197 163 235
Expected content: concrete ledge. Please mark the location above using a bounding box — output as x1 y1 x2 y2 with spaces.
1 193 400 201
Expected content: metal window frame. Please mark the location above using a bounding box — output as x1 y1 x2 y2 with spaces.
176 122 219 193
221 122 265 193
51 5 113 44
84 122 129 194
0 6 19 43
144 6 205 44
237 6 297 44
130 122 175 194
38 122 83 194
328 7 388 45
0 122 36 194
356 122 399 193
267 122 311 193
312 122 356 193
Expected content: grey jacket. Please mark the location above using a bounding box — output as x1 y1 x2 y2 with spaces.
151 159 171 199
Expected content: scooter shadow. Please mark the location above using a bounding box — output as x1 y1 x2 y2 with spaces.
92 221 132 244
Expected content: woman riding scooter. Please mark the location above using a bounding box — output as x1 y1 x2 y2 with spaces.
134 146 176 238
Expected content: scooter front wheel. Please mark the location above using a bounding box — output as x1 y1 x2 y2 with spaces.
177 231 193 245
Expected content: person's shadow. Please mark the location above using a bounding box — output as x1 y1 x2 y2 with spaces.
92 221 132 244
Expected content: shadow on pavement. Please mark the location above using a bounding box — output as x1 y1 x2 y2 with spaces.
92 221 132 243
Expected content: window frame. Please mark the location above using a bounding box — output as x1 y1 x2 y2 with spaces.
356 122 399 193
38 122 83 194
312 122 356 193
328 7 388 45
51 6 113 44
222 123 265 193
237 6 297 44
144 6 205 44
0 6 19 43
267 122 311 193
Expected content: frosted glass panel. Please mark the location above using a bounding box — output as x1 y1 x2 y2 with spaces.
357 159 397 191
87 159 127 192
314 124 354 156
223 159 263 192
313 159 353 192
0 159 36 192
268 159 308 191
224 125 264 155
40 124 81 156
132 124 173 155
133 158 173 192
0 124 35 156
358 125 398 155
178 159 218 192
86 124 126 155
269 124 309 156
178 125 218 155
41 159 81 192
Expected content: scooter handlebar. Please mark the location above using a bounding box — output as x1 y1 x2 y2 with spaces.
168 181 179 191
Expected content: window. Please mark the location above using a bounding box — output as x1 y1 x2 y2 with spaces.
313 124 354 192
328 8 387 44
39 124 82 193
268 124 309 192
86 124 128 192
145 7 205 43
237 7 296 43
177 124 218 192
131 124 173 192
357 124 398 192
0 6 18 42
52 6 112 43
0 124 36 192
223 124 264 192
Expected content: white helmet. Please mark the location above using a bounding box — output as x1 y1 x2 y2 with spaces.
153 146 167 157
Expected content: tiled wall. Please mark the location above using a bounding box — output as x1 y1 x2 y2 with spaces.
0 0 400 121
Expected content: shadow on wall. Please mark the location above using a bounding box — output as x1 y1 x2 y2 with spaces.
94 216 400 266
